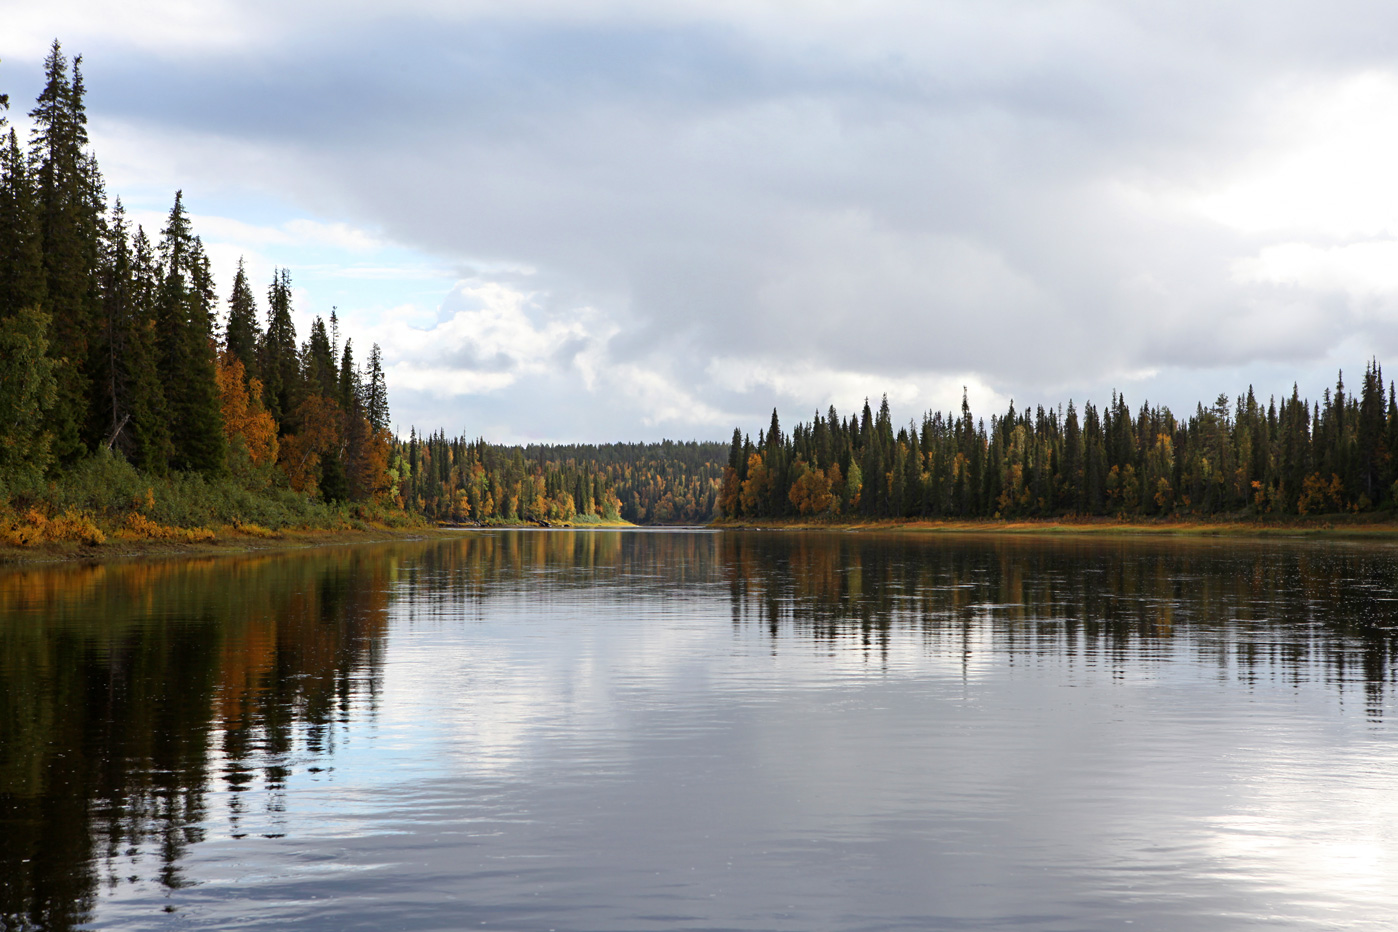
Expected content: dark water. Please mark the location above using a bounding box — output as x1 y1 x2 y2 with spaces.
2 530 1397 931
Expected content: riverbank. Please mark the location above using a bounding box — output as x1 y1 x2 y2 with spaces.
0 522 464 566
0 515 643 566
710 514 1398 539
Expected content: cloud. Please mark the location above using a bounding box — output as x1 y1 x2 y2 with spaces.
12 1 1398 436
706 356 1008 422
1234 242 1398 298
377 282 608 392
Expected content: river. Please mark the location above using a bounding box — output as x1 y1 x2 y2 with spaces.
1 530 1396 930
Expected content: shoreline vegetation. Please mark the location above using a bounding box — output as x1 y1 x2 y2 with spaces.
0 44 650 559
0 508 640 566
713 372 1398 529
5 41 1398 570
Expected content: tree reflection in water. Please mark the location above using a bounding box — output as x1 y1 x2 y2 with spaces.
0 547 395 929
718 532 1398 718
1 530 1396 930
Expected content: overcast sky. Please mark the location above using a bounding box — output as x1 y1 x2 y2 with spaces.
4 1 1398 441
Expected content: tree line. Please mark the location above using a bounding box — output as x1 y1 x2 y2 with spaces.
720 365 1398 521
395 433 725 525
0 42 393 503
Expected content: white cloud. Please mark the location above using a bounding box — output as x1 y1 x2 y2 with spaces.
0 1 251 59
604 364 734 428
706 356 1009 421
1194 72 1398 239
1233 241 1398 298
374 282 610 395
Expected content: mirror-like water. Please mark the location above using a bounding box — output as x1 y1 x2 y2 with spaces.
2 530 1396 930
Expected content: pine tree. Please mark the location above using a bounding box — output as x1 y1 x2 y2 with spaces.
88 204 169 468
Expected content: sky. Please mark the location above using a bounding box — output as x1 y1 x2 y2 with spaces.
4 1 1398 442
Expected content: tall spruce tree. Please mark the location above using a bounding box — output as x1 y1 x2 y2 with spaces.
91 198 132 449
365 343 389 432
224 257 261 381
261 267 299 432
29 41 105 460
155 191 224 473
124 226 172 469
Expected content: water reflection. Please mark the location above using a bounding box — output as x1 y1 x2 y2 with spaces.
1 530 1396 930
720 532 1398 714
0 548 396 929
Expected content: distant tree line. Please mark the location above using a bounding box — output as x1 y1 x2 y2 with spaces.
0 42 393 503
394 435 725 525
720 366 1398 521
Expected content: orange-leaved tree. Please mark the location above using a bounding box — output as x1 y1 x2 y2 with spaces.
217 355 278 467
278 395 344 496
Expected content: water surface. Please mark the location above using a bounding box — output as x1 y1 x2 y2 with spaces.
2 530 1396 930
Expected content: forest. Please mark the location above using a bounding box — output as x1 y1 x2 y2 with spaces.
0 42 399 535
5 40 1398 541
718 370 1398 522
0 42 719 537
397 434 725 525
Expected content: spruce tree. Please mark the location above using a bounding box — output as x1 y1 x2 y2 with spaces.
365 343 389 432
224 257 261 381
88 204 169 468
155 191 225 472
125 226 172 470
29 41 105 459
91 198 132 449
303 315 337 399
1357 360 1385 503
0 129 45 318
0 306 58 491
339 339 361 414
261 267 299 432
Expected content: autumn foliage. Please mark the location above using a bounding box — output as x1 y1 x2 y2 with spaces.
217 356 278 467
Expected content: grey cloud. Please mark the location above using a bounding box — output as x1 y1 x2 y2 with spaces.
30 0 1398 436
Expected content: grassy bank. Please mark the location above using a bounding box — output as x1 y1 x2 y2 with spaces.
709 514 1398 539
0 449 436 564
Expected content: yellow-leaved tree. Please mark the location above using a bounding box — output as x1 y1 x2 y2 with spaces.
217 355 278 467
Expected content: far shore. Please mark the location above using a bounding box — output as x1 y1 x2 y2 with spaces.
709 515 1398 540
8 513 1398 568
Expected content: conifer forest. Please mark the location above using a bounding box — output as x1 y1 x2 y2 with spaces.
0 43 396 514
4 42 1398 534
716 375 1398 522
